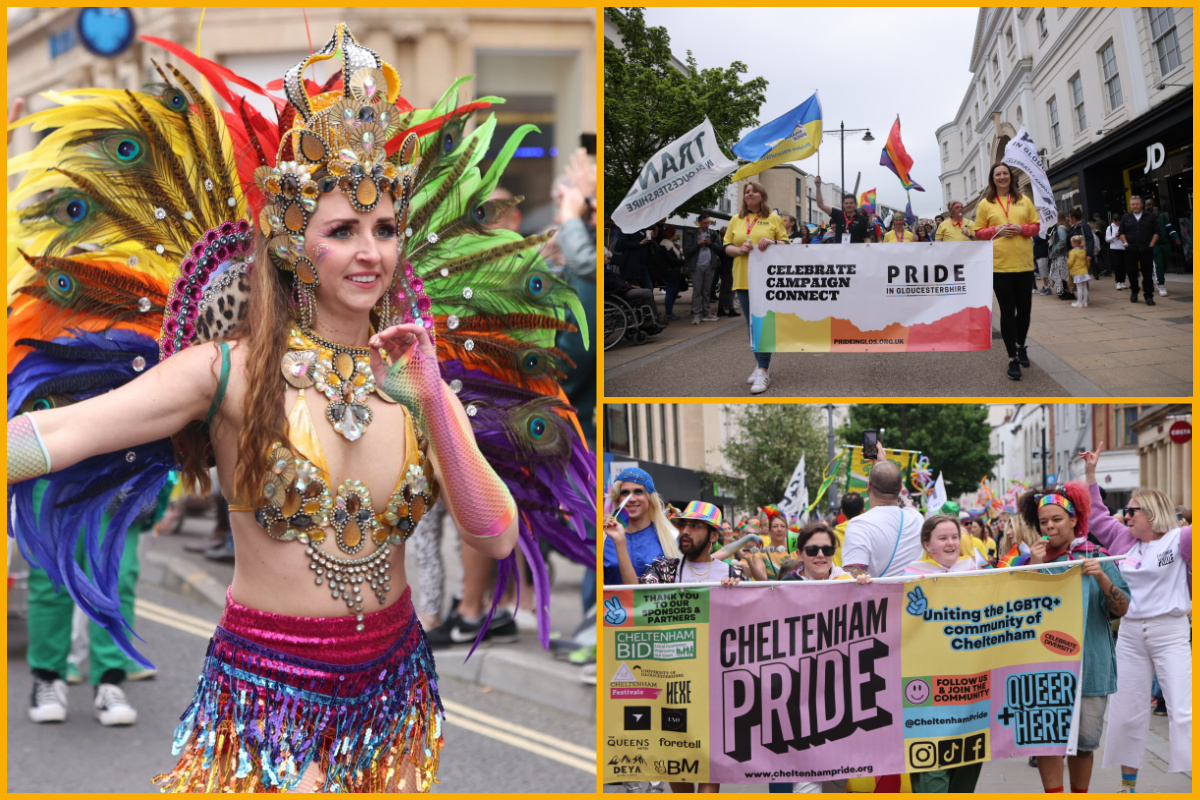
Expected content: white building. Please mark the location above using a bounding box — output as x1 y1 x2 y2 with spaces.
1051 404 1093 483
989 404 1052 496
936 7 1191 269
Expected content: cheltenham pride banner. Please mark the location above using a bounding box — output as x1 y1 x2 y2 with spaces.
602 569 1084 784
747 241 993 352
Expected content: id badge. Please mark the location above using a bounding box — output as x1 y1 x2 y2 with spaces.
841 232 851 244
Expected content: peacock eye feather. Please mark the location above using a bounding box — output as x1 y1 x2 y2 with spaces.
472 204 487 224
529 416 547 440
45 270 79 303
525 274 545 297
32 399 51 411
443 134 454 154
60 197 90 224
115 138 141 162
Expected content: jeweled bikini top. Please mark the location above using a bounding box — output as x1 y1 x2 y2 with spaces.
228 325 439 628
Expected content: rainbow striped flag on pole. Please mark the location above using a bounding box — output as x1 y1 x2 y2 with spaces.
879 116 924 191
858 188 876 214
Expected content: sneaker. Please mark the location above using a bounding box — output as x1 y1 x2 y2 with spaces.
691 316 700 325
1115 281 1126 290
66 662 85 685
426 611 485 649
1153 699 1167 716
1131 293 1139 303
1016 346 1030 368
750 371 770 394
747 367 765 384
665 313 680 321
1032 286 1041 294
1007 357 1022 381
1145 296 1156 306
29 677 68 723
1158 285 1168 297
485 609 520 643
125 665 158 682
702 315 719 322
93 683 137 726
1038 287 1052 295
1071 301 1082 307
512 607 539 633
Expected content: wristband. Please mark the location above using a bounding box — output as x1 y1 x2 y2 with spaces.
8 413 52 485
380 346 516 538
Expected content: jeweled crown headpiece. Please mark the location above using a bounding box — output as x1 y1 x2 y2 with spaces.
253 24 424 329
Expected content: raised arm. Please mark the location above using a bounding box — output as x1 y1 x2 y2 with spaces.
1079 443 1138 555
372 324 518 560
8 341 220 485
813 175 834 216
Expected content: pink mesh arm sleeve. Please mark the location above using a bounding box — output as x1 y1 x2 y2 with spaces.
380 346 516 538
8 413 51 485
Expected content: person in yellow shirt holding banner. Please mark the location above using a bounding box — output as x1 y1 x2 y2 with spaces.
973 162 1041 382
883 215 916 243
724 181 789 395
934 201 975 241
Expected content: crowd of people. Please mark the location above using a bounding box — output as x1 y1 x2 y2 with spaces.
605 164 1189 392
602 444 1192 794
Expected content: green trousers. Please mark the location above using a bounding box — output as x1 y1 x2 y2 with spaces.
1153 243 1170 284
25 480 142 685
910 762 983 793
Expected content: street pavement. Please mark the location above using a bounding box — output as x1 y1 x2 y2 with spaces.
605 273 1192 397
7 513 597 793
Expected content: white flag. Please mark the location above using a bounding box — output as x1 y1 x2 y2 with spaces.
1003 128 1058 237
611 117 737 234
777 454 807 520
925 473 947 519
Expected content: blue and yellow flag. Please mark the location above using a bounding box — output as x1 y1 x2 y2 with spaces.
731 92 822 182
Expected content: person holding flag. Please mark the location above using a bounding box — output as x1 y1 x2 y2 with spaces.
814 176 873 243
883 215 915 243
935 201 975 241
974 162 1041 381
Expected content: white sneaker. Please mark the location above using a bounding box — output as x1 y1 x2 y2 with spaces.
747 367 764 384
1158 285 1167 296
750 371 770 394
29 677 68 723
1115 281 1126 290
691 316 700 325
93 683 137 726
1071 301 1081 307
702 315 719 322
512 607 539 633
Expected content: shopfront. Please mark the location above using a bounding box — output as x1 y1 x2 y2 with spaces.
1048 88 1191 273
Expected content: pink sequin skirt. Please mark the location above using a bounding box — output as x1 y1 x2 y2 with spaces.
154 587 443 792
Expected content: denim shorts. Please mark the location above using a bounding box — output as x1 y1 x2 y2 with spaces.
1077 694 1109 751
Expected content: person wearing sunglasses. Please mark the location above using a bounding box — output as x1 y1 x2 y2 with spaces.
1016 483 1129 795
780 523 851 582
1078 444 1192 791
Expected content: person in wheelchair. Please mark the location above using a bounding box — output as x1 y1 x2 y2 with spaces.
605 249 662 335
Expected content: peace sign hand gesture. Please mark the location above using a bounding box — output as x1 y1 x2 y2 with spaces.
1078 441 1104 484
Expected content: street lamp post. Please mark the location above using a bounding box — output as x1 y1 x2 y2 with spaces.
826 404 837 515
825 121 875 206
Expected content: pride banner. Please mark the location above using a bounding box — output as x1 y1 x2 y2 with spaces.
747 241 992 352
602 569 1084 784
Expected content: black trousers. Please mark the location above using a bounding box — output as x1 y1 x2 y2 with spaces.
1109 248 1125 283
992 271 1034 358
1125 245 1154 298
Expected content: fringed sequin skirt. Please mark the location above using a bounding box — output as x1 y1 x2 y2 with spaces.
154 587 443 792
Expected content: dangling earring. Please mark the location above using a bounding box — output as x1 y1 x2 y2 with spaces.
292 279 316 329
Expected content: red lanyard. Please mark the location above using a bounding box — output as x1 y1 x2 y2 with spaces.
998 196 1011 220
895 230 905 242
745 214 760 236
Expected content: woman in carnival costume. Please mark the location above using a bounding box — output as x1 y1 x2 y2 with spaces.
6 24 593 792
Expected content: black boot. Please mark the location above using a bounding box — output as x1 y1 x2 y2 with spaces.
1016 345 1030 368
1007 357 1022 381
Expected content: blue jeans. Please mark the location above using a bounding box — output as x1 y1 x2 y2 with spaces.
664 279 680 316
734 289 771 370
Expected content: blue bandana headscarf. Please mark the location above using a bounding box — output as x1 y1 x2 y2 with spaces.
614 467 656 496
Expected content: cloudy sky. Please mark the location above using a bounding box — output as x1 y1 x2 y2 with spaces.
643 6 981 218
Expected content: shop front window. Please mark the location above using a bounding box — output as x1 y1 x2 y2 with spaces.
605 405 631 455
1053 176 1081 219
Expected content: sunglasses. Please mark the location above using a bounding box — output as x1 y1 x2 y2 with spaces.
1122 506 1142 518
803 545 837 557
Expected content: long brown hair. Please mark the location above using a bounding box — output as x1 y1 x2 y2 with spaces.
738 181 770 218
984 161 1024 204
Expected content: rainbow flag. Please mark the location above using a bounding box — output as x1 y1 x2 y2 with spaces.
858 188 876 214
731 92 822 181
879 116 924 192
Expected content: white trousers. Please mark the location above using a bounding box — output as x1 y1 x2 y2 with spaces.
1101 614 1192 772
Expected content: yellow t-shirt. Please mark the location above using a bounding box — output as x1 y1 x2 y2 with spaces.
883 230 915 243
1067 249 1089 277
724 212 790 291
935 218 975 241
975 195 1039 273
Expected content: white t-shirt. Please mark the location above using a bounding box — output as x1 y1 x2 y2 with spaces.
1118 528 1191 619
842 505 925 578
